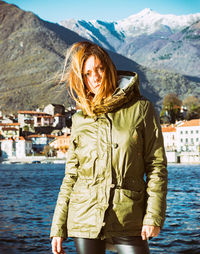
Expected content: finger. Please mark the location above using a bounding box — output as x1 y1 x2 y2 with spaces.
52 238 58 254
145 229 151 239
57 238 62 253
141 230 147 240
150 227 160 237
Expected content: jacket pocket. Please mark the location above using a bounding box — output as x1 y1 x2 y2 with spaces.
67 189 98 230
113 188 143 204
112 188 145 227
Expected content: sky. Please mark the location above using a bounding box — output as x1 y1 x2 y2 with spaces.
5 0 200 23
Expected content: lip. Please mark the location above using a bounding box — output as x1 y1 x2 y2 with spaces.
94 84 101 88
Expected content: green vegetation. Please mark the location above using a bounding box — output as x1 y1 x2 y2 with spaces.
160 93 200 124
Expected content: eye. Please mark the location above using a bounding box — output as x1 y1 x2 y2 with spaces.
84 72 91 77
99 66 104 72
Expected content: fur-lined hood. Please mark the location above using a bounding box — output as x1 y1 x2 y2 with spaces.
93 71 141 115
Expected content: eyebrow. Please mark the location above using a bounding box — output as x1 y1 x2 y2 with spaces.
84 64 104 73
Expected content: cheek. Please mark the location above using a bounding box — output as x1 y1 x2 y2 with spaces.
87 77 94 87
84 78 93 91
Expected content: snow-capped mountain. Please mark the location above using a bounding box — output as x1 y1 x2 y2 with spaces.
59 9 200 77
60 8 200 43
116 8 200 36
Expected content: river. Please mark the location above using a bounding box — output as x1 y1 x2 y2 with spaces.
0 163 199 254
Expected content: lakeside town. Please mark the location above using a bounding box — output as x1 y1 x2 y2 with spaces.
0 103 200 164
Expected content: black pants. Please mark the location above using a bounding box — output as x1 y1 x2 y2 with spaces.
74 236 150 254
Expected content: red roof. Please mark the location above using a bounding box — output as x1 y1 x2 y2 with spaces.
54 113 64 117
18 111 50 116
15 136 25 141
0 136 31 142
179 119 200 127
0 123 20 126
27 134 56 138
37 115 53 118
162 125 176 132
2 127 19 131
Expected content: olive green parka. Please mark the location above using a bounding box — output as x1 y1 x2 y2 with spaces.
50 71 168 240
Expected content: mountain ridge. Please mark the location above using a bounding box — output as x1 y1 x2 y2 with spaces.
0 1 200 114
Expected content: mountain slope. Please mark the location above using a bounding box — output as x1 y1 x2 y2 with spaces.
121 20 200 77
0 1 88 112
0 1 149 112
0 1 199 114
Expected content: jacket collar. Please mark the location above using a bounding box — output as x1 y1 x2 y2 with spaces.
93 71 141 115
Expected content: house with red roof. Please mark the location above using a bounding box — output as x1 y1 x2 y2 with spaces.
0 123 20 139
18 110 54 129
176 119 200 153
162 125 176 152
161 119 200 163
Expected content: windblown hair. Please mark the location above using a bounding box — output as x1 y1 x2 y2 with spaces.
61 41 117 116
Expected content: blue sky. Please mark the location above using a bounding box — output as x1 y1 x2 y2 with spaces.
6 0 200 22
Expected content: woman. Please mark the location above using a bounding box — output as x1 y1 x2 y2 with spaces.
50 41 168 254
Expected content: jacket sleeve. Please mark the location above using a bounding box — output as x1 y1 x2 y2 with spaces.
50 114 79 239
142 101 168 228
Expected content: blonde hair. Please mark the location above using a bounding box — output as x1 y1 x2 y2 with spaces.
61 41 117 116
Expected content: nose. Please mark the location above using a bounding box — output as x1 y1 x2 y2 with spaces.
93 70 101 82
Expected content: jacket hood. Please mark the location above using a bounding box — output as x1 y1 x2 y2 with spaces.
93 71 141 115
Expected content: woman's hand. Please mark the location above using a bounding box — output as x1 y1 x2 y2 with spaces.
141 225 160 240
51 237 66 254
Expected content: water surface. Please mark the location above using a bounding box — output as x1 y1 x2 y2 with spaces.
0 163 199 253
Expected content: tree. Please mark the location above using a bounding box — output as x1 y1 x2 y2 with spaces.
183 96 200 120
161 93 182 123
23 125 29 132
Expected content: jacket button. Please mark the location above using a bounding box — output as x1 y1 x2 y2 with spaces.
102 222 106 227
112 143 118 149
110 184 115 188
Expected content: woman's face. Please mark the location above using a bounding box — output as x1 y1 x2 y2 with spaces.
83 55 104 95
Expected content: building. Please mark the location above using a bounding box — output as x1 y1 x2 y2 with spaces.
162 124 177 163
15 137 32 158
0 123 20 139
49 134 70 158
161 119 200 163
43 104 66 129
176 119 200 153
0 137 32 159
18 111 54 129
43 104 65 116
162 125 176 151
27 134 56 153
53 113 67 129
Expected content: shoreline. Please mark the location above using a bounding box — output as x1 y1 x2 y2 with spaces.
0 156 199 165
0 156 66 164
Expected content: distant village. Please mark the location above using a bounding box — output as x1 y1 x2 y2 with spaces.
0 103 199 164
0 104 76 163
